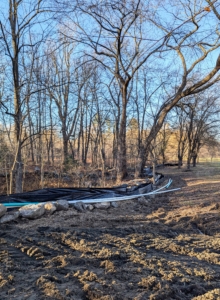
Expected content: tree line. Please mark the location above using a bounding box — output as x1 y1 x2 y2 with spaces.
0 0 220 193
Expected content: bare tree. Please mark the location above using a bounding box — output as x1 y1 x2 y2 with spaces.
45 42 87 165
56 0 220 179
135 0 220 175
0 0 51 192
173 105 188 168
205 0 220 20
183 94 220 169
59 0 167 180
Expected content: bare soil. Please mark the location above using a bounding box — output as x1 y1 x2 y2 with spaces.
1 163 220 300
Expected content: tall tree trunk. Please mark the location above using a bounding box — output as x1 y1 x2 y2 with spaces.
117 86 127 180
13 70 23 193
192 154 197 167
84 107 92 165
11 5 23 193
48 98 54 165
135 144 146 177
69 140 75 161
27 108 35 162
14 146 23 192
113 116 119 169
63 134 68 163
187 146 191 170
178 154 183 169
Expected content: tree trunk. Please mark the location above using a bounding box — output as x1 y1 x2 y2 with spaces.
27 111 35 162
63 136 68 163
192 154 197 167
13 73 23 193
69 140 75 161
117 87 127 180
49 100 54 165
187 148 191 170
178 155 183 169
113 123 119 169
152 158 157 185
162 152 166 165
14 146 23 193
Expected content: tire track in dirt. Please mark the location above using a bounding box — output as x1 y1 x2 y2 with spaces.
1 169 220 299
2 219 220 300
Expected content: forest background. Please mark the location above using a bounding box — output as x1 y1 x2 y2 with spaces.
0 0 220 194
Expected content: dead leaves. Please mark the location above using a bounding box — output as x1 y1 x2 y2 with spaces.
204 6 211 12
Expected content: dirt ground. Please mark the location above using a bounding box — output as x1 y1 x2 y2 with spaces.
1 163 220 300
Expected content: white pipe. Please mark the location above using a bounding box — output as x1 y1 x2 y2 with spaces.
152 178 172 192
68 188 181 205
67 178 173 204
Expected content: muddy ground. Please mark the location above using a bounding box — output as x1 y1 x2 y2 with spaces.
1 163 220 300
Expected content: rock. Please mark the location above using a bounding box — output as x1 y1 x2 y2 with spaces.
0 204 7 217
19 204 45 219
111 201 118 208
0 211 20 224
55 200 69 211
84 204 94 211
138 196 149 206
82 203 88 210
72 201 85 212
94 202 110 209
44 202 56 214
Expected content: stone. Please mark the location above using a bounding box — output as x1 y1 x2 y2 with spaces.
85 204 94 211
72 201 85 212
19 204 45 219
94 202 110 209
55 200 69 211
0 211 20 224
82 203 88 210
0 204 7 217
111 201 118 208
44 202 56 214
